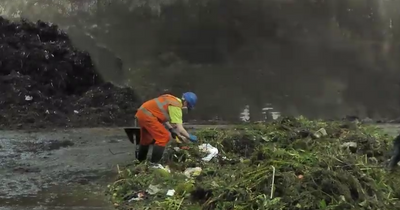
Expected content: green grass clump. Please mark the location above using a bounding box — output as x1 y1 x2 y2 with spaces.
107 116 400 210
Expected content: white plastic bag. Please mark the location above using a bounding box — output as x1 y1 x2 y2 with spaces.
198 144 219 162
184 167 202 178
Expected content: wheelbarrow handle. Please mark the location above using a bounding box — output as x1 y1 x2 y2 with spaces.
124 127 140 145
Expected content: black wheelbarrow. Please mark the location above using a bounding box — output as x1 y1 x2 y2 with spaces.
124 127 141 158
124 127 141 145
124 118 141 158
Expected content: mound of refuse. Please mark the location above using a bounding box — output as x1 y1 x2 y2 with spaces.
0 17 140 129
108 117 400 210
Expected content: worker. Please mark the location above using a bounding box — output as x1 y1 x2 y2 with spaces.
135 92 198 164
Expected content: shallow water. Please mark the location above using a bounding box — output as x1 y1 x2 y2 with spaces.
1 185 112 210
0 128 132 210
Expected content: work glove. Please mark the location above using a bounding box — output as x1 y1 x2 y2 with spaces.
188 134 198 142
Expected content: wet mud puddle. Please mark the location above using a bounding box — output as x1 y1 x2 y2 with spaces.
0 128 135 210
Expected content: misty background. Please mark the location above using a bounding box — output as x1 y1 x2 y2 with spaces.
1 0 400 122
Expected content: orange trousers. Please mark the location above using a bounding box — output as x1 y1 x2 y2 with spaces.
135 110 170 147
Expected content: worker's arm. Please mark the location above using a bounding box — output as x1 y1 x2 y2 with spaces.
164 121 183 142
175 123 191 140
168 106 196 141
164 121 174 130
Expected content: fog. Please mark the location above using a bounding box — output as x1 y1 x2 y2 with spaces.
2 0 400 121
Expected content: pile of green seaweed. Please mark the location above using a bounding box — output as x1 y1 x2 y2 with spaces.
107 117 400 210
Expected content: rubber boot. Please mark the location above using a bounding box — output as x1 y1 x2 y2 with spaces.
388 146 400 171
137 145 150 162
150 145 166 164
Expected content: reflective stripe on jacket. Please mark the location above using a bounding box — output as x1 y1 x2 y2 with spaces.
137 94 182 122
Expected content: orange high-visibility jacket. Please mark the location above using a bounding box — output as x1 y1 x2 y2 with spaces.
137 94 182 123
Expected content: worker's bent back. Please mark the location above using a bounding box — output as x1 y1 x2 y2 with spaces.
136 94 182 123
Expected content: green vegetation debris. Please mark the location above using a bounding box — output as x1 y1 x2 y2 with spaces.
107 116 400 210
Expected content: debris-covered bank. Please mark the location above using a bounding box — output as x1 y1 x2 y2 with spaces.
108 117 400 209
0 17 141 130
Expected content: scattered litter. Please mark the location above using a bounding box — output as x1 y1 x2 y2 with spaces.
108 117 398 209
146 184 161 195
73 110 79 114
166 189 175 196
222 156 234 161
341 142 357 148
125 192 146 202
313 128 327 139
184 167 202 178
150 163 171 173
174 146 190 152
261 136 269 141
25 95 33 101
211 181 219 187
198 144 219 161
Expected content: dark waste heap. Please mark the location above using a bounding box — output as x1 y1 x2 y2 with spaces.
0 17 141 129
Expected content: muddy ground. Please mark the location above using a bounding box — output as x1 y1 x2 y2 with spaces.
0 128 130 210
0 124 398 210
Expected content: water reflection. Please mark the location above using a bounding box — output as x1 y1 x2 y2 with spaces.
240 104 281 122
